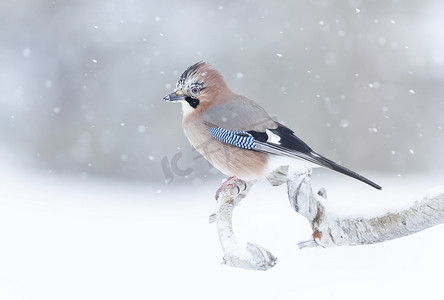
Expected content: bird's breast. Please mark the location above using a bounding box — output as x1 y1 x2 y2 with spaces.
182 115 270 180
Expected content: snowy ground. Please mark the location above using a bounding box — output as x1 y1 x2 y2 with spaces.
1 167 444 300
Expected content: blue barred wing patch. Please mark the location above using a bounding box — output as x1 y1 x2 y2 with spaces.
208 127 256 150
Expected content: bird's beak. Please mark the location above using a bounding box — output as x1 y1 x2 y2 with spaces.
163 92 186 102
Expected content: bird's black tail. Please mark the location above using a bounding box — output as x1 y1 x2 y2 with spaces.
311 152 382 190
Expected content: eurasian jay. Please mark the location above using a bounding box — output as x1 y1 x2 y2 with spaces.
163 61 381 190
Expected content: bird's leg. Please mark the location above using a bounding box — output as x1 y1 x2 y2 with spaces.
211 177 277 270
214 176 238 201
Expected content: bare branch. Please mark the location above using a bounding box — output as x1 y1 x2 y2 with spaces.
212 178 277 270
287 167 444 248
210 166 444 271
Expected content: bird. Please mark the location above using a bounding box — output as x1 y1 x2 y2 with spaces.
163 61 381 190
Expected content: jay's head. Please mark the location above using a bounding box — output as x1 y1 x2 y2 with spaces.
163 61 233 113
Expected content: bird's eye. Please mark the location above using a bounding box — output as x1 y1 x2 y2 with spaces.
190 86 200 95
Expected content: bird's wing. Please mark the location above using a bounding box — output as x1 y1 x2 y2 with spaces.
202 96 315 160
205 120 382 190
205 120 316 163
203 96 278 132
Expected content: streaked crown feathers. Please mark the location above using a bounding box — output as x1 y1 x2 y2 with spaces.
175 61 229 93
175 61 208 90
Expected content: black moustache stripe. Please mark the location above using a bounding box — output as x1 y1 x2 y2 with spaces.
185 96 200 108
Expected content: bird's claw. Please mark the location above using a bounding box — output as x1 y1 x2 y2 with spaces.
215 177 248 201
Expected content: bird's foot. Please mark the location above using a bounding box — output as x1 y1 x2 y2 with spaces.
210 176 248 223
222 242 277 271
215 176 247 200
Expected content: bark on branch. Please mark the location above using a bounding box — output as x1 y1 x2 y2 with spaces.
287 168 444 248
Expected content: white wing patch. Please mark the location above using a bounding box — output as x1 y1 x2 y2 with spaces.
310 151 321 158
266 129 281 144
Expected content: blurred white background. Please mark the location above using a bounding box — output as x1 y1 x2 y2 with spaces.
1 0 444 183
1 1 444 299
